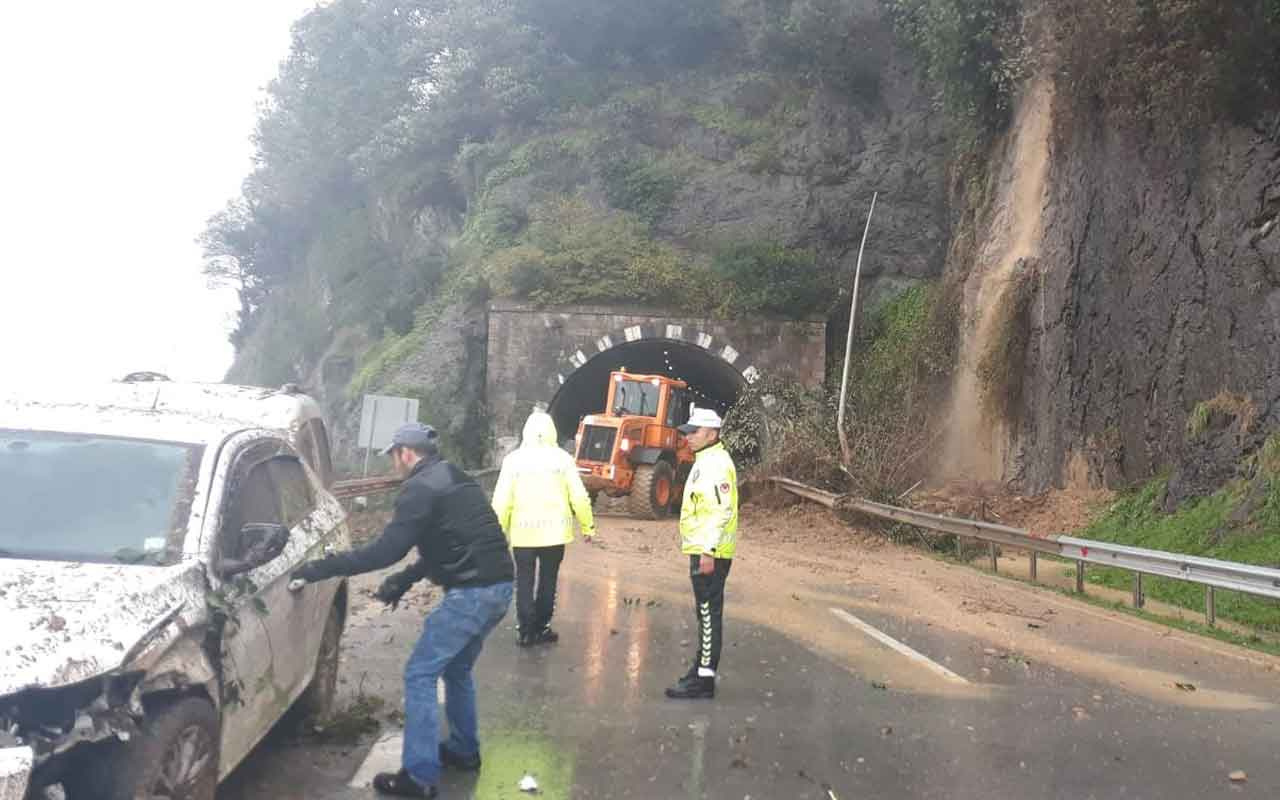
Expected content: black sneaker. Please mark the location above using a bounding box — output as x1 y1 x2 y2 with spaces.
665 675 715 700
440 743 482 772
373 768 437 797
532 627 560 645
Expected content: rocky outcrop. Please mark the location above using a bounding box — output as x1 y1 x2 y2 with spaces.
657 67 951 284
1002 102 1280 491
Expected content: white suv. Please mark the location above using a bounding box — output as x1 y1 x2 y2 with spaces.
0 381 352 800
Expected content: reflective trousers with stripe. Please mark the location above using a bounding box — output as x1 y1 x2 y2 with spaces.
688 555 733 673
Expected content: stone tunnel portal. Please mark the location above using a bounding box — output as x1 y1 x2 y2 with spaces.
547 338 745 442
484 301 826 459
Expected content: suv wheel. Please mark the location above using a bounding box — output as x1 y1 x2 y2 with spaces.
297 602 343 722
68 696 219 800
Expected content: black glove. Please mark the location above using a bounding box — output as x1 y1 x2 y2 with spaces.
374 569 416 609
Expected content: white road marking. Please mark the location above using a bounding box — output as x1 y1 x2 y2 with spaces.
350 732 403 788
829 607 969 684
350 686 442 786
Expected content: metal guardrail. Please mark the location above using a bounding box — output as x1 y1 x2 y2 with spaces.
331 475 402 499
332 468 500 500
771 477 1280 627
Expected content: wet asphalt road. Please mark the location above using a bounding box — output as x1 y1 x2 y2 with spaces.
219 524 1280 800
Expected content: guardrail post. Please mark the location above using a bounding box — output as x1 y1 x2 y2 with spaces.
955 535 963 561
989 542 998 574
1206 586 1216 627
1029 552 1038 582
1076 561 1086 594
1132 573 1145 609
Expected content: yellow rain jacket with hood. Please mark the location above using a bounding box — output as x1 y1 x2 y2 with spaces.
492 411 596 547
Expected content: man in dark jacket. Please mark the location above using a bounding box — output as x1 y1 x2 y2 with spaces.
292 423 514 798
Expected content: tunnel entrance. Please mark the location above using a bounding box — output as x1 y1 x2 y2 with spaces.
548 338 746 443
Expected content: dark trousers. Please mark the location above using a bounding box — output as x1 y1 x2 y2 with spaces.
513 545 566 633
689 555 733 674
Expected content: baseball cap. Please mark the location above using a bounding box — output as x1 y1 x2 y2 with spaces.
380 422 439 455
678 407 723 433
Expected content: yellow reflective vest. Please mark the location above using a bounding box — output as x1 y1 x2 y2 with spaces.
492 412 596 548
679 442 738 558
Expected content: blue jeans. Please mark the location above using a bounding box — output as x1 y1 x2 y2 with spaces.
403 581 513 787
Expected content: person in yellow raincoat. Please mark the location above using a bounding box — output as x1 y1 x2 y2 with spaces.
492 410 596 647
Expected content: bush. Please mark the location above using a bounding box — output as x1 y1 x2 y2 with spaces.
482 196 716 308
688 104 772 144
724 283 957 501
1185 391 1256 441
711 242 831 317
883 0 1027 137
600 157 682 226
759 0 890 101
722 375 845 490
839 282 957 499
465 205 527 250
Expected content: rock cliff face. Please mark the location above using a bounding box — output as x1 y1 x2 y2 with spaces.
948 84 1280 491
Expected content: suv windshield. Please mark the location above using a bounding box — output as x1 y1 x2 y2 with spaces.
0 430 203 565
613 379 661 417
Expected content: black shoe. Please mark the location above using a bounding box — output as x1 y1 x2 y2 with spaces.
373 768 437 797
532 627 559 645
440 743 482 772
517 630 535 648
665 675 715 700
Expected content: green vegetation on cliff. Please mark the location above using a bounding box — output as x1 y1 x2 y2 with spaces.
203 0 900 392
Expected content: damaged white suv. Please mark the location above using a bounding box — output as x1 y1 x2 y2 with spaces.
0 381 351 800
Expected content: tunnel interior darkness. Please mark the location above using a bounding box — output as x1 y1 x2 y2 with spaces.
548 338 746 443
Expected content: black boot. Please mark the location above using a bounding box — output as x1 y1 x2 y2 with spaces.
665 674 715 699
440 743 482 772
373 768 437 797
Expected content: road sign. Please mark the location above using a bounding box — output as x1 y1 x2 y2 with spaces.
358 394 420 475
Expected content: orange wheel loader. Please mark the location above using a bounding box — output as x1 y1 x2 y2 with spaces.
573 370 695 519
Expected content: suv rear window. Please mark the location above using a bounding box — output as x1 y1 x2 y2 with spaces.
0 430 202 565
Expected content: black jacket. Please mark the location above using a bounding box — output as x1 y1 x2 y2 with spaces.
302 457 513 588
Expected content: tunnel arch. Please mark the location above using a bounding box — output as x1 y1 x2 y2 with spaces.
547 327 757 443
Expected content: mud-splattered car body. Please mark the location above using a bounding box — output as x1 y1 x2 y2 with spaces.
0 383 351 798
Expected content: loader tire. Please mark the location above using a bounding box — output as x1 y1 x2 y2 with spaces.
627 461 675 520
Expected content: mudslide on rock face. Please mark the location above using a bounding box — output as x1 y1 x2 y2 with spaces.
943 79 1054 483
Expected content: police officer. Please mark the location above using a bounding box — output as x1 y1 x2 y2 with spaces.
491 409 597 647
666 407 738 700
291 423 513 798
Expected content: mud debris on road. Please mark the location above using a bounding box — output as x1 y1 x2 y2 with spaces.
220 506 1280 799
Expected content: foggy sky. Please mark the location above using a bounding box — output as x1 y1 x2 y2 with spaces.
0 1 317 386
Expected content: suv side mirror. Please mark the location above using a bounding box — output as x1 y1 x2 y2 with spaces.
219 523 291 578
